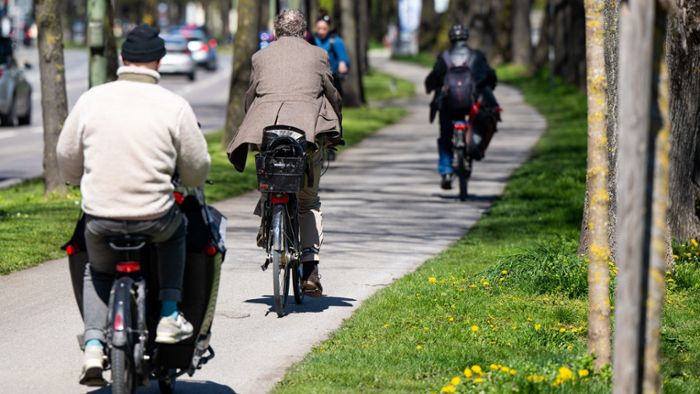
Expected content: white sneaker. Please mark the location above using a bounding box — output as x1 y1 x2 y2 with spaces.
79 346 107 386
155 312 194 344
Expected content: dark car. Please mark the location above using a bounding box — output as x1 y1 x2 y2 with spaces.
171 24 219 71
0 38 31 126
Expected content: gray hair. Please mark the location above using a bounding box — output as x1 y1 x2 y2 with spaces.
274 9 307 38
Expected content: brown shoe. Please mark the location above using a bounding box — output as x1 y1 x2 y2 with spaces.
302 262 323 297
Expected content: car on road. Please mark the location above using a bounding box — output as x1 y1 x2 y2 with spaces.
171 24 219 71
159 34 197 81
0 37 31 126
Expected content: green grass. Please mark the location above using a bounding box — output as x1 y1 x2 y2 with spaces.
364 70 415 101
270 68 700 393
0 73 411 274
392 52 438 68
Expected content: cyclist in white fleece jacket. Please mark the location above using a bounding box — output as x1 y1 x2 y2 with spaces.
56 24 210 387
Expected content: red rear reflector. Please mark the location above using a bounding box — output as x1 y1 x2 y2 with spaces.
271 194 290 205
206 245 218 256
114 313 124 331
208 38 218 48
173 192 185 205
201 44 209 53
116 261 141 273
66 244 79 256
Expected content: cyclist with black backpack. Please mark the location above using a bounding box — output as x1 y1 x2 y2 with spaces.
425 24 501 190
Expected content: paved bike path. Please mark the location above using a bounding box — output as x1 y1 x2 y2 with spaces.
0 55 545 393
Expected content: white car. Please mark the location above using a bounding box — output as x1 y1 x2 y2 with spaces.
159 35 196 81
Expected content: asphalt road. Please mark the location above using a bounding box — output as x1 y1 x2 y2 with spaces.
0 47 232 187
0 55 546 393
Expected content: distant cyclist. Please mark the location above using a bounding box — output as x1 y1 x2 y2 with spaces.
227 9 342 297
57 24 210 386
425 24 501 190
313 12 350 97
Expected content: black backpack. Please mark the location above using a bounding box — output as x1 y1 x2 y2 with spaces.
441 50 475 112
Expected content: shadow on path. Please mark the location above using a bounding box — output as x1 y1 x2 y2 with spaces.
244 295 356 315
88 380 237 394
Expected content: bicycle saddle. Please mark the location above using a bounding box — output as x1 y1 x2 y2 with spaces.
106 234 151 251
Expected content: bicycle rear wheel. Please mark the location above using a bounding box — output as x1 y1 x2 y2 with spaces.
456 149 469 201
292 260 304 304
271 204 290 317
111 347 136 394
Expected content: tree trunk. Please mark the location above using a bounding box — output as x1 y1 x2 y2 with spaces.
532 0 551 71
88 0 118 88
358 0 370 74
307 0 321 24
512 0 533 66
339 0 364 107
668 0 700 242
224 0 260 147
612 0 657 392
260 0 271 32
419 0 438 51
583 0 611 371
643 8 670 391
36 0 69 195
604 0 620 259
550 0 587 89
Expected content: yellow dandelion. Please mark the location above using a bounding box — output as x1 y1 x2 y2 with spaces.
416 345 423 350
474 377 484 383
490 364 500 370
471 365 483 375
448 316 455 322
499 366 510 373
691 239 698 248
579 369 590 377
557 367 574 382
559 328 566 333
469 284 477 289
440 384 456 393
482 281 490 286
510 369 517 376
501 270 509 275
450 376 461 386
571 328 579 333
673 254 679 260
428 277 438 284
470 325 479 333
534 323 542 331
464 368 473 378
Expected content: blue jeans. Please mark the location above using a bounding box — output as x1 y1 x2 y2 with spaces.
437 108 469 175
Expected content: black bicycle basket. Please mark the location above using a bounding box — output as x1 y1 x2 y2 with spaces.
255 126 307 193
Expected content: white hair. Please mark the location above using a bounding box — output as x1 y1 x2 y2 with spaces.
274 9 307 38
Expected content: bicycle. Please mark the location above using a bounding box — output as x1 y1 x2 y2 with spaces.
451 102 486 201
255 126 308 317
64 186 226 393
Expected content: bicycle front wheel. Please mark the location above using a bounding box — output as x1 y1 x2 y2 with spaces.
271 204 290 317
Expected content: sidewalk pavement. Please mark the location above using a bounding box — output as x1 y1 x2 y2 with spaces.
0 54 545 394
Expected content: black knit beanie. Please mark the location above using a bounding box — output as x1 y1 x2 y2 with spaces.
121 24 166 63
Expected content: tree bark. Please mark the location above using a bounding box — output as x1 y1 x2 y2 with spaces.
36 0 69 194
583 0 612 371
512 0 533 66
419 0 438 51
550 0 587 89
224 0 260 147
668 0 700 241
358 0 370 74
612 0 657 392
643 9 670 391
339 0 364 106
87 0 118 88
260 0 271 33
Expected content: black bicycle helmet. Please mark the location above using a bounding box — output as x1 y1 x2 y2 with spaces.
448 24 470 43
